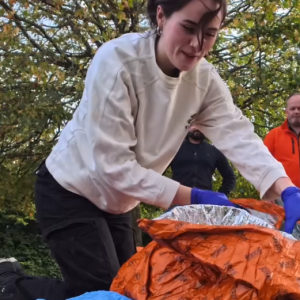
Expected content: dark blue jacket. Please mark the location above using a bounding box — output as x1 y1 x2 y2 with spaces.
170 139 236 195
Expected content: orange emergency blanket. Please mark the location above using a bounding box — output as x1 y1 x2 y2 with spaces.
231 198 285 229
111 201 300 300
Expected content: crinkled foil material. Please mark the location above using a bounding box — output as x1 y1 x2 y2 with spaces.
293 224 300 240
154 205 296 240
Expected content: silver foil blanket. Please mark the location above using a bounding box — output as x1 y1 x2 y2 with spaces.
154 205 297 240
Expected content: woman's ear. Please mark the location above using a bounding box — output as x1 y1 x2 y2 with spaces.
156 5 165 30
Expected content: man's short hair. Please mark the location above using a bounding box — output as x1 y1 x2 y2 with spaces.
286 92 300 107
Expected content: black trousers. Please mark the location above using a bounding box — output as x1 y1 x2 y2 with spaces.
6 162 136 300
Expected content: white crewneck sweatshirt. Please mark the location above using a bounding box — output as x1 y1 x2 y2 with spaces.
46 32 287 213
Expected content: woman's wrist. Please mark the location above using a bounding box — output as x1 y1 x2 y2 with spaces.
171 185 192 206
270 177 295 197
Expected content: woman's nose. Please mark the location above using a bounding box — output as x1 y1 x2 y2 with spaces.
190 36 206 53
190 35 201 51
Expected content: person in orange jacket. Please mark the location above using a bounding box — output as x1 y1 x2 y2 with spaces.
264 93 300 207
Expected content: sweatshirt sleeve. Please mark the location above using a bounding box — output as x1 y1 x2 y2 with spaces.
83 48 179 210
195 67 287 200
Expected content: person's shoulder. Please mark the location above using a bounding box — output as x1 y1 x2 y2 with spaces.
198 58 215 73
204 141 224 155
266 125 282 136
202 140 215 150
184 58 213 88
264 125 285 145
189 58 228 94
93 32 155 68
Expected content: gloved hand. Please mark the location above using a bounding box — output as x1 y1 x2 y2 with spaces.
191 188 238 207
282 186 300 233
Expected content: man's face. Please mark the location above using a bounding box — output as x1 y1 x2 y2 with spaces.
286 95 300 127
188 126 205 141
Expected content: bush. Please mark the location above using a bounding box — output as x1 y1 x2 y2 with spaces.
0 215 60 278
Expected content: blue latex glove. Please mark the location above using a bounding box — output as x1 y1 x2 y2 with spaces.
191 188 238 207
282 186 300 233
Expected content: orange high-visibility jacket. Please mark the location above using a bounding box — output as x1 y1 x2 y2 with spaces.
264 119 300 187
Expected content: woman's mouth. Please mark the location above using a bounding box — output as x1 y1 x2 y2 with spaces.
182 51 199 61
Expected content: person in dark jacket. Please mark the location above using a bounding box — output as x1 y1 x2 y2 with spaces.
170 126 236 196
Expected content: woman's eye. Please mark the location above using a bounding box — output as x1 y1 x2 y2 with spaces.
182 25 195 34
205 33 215 37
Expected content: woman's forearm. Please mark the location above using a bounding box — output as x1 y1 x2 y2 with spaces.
171 178 295 207
171 185 192 206
268 177 295 199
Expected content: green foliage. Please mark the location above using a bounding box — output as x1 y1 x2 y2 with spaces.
211 0 300 133
212 167 260 200
0 214 61 277
0 0 144 216
140 204 163 219
1 0 298 218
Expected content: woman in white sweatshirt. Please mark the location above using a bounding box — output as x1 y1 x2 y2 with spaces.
1 0 300 299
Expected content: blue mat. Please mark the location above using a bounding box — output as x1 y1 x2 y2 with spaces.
38 291 131 300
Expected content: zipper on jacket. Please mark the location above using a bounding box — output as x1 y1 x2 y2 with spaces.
193 150 197 187
292 138 295 154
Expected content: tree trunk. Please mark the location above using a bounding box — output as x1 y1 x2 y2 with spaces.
132 204 143 246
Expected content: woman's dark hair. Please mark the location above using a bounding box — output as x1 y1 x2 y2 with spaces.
147 0 227 50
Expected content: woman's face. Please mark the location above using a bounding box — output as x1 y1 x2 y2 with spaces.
156 0 222 73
